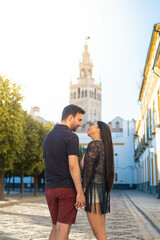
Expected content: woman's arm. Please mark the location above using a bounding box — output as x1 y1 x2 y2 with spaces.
82 142 98 190
80 153 85 169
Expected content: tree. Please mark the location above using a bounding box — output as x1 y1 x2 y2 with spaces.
13 111 40 197
0 76 24 200
32 121 53 196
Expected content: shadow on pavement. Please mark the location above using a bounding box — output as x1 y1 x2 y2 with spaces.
0 231 19 240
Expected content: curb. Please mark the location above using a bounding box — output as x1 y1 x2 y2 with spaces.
0 195 45 208
123 192 160 235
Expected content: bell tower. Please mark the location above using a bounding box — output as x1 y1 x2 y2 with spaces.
70 40 102 132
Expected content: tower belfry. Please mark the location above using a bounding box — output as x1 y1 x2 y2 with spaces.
70 42 102 132
79 44 93 80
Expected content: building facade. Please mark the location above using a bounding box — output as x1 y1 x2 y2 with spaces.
30 106 50 124
70 43 101 132
77 116 137 189
135 23 160 196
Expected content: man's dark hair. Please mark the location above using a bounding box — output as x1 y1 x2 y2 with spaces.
61 104 85 121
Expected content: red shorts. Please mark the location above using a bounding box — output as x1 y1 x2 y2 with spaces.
45 187 77 225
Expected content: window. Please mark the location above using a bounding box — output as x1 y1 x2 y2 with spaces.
151 155 154 185
149 108 152 136
116 121 120 129
147 155 150 181
153 100 156 130
94 88 96 99
78 88 80 98
115 173 118 182
155 153 158 185
158 89 160 123
85 90 87 97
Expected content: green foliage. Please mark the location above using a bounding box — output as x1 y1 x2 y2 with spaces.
79 145 86 174
0 75 54 199
0 76 24 172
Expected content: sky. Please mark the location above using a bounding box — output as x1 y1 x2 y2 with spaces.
0 0 160 123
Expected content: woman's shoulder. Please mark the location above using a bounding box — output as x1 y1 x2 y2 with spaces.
89 140 104 144
88 140 104 149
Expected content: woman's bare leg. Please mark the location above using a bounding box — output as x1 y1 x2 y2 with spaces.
86 203 108 240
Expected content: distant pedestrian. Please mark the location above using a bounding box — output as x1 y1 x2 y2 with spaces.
81 121 114 240
43 104 86 240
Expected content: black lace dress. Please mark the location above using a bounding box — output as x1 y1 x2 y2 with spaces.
82 140 110 214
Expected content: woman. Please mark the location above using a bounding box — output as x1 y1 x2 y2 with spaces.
81 121 114 240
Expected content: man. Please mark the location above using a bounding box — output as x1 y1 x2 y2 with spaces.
43 104 86 240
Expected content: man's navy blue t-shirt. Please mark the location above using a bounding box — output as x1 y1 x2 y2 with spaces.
43 124 79 189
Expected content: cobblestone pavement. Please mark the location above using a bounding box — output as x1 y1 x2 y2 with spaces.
0 190 159 240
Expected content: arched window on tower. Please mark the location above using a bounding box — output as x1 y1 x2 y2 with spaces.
82 69 86 78
85 90 87 97
94 88 96 99
74 92 76 99
78 88 80 98
94 110 96 121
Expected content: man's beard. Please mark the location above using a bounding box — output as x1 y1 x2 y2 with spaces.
70 124 78 132
71 126 77 132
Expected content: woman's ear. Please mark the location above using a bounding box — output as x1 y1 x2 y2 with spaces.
97 127 100 134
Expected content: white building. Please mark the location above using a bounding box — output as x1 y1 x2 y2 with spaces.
77 116 137 189
135 23 160 196
110 117 137 189
30 106 50 124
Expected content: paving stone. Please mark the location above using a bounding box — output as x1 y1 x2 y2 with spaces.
0 190 159 239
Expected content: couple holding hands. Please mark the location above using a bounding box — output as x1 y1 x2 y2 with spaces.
43 104 114 240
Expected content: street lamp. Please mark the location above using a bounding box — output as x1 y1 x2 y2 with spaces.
114 153 118 168
114 153 118 183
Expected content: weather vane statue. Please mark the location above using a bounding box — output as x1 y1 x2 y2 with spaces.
85 36 90 44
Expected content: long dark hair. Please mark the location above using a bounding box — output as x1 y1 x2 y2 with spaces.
97 121 114 193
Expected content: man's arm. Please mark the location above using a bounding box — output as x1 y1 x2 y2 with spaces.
68 155 86 209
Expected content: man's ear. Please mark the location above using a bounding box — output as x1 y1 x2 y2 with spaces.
68 114 73 122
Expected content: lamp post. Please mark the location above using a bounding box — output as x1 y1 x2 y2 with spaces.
114 153 118 168
114 153 118 183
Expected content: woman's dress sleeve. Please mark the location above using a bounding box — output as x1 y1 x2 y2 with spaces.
82 141 99 189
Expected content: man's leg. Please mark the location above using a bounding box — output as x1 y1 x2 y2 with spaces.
55 222 72 240
45 189 58 240
49 224 56 240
